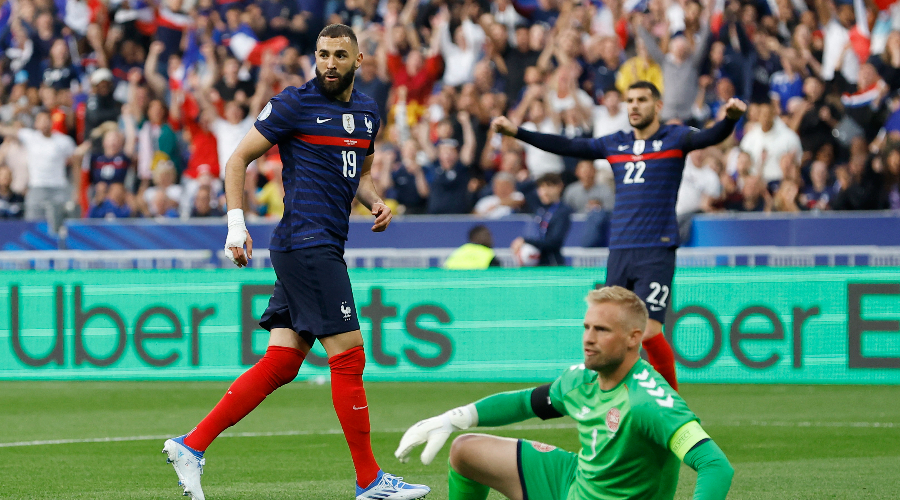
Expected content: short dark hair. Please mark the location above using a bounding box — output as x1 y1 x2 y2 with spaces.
627 81 662 100
536 173 563 187
468 225 493 247
318 24 358 48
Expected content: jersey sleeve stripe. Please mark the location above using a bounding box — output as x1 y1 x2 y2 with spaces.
606 150 685 164
294 133 372 149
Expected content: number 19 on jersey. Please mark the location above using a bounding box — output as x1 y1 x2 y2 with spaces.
342 150 357 178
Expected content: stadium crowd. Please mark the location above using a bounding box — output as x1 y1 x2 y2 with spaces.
1 0 900 233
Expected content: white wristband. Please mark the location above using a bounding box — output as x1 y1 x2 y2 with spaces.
227 209 246 230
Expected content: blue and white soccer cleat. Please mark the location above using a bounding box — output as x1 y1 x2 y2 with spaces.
356 470 431 499
162 435 206 500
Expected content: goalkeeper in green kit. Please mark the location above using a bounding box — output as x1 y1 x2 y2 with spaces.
395 286 733 500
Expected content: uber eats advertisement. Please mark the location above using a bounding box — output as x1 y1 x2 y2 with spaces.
1 268 899 383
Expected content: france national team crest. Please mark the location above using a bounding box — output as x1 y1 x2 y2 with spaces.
652 140 663 151
606 407 621 432
341 301 352 320
343 114 355 134
365 115 373 134
633 140 645 155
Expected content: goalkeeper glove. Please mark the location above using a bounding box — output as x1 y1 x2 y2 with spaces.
395 404 478 465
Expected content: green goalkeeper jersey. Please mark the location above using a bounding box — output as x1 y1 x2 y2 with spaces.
548 359 698 500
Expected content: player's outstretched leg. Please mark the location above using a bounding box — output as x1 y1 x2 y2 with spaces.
162 344 306 499
324 336 430 499
642 321 678 390
448 434 521 500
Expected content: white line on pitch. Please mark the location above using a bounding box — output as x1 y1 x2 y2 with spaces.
0 420 895 448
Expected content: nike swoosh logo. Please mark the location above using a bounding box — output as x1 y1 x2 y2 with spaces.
317 117 331 123
618 145 628 151
352 405 368 410
650 305 663 311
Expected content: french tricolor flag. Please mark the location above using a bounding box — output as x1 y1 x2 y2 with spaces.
226 25 289 66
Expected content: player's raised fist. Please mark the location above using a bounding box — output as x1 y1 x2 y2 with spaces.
723 98 747 120
491 116 517 137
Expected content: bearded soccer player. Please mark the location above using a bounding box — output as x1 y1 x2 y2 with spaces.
162 24 430 500
396 287 734 500
491 82 746 390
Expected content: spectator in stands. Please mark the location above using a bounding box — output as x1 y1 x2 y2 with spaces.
773 180 804 212
832 154 884 210
256 158 284 219
137 100 181 182
353 56 390 127
816 0 864 86
0 133 29 194
42 39 81 91
730 175 771 212
0 111 77 230
0 165 25 219
870 32 900 94
513 85 564 179
473 172 525 219
840 64 890 142
801 161 832 210
83 68 121 143
770 47 806 116
593 87 629 138
511 173 572 266
790 77 840 162
434 6 485 88
89 182 134 219
564 160 614 213
82 127 134 189
443 225 501 270
882 147 900 210
190 185 224 218
142 160 183 217
391 139 430 215
740 101 803 184
504 24 540 106
616 37 663 97
635 13 710 123
427 139 473 215
677 152 723 239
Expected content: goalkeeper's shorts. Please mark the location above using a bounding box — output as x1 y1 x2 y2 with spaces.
517 439 578 500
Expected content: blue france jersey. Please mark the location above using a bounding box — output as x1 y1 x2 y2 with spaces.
254 79 380 251
593 125 694 249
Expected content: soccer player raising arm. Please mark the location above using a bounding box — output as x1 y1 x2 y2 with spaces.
490 82 746 392
397 287 734 500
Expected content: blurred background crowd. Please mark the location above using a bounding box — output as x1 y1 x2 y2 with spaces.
1 0 900 237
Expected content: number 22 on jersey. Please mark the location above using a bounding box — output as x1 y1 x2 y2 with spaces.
623 161 645 184
342 150 357 178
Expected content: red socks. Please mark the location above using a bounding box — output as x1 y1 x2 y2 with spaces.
329 346 380 488
183 344 379 487
184 345 305 452
643 334 678 391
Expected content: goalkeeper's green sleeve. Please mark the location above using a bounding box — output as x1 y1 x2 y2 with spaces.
683 439 734 500
472 388 536 427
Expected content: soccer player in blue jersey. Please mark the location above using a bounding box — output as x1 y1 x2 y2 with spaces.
492 81 746 390
162 24 430 500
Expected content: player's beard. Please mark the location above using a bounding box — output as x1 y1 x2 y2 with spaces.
630 110 656 131
316 66 356 98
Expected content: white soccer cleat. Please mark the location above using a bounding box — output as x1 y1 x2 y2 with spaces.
356 470 431 499
162 436 206 500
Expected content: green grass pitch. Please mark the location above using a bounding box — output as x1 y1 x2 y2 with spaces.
1 381 898 499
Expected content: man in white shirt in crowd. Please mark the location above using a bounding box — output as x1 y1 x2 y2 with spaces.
739 101 802 184
0 111 76 231
474 171 525 218
563 160 615 213
592 88 631 180
676 151 722 241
